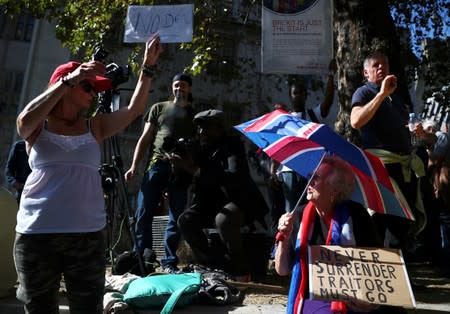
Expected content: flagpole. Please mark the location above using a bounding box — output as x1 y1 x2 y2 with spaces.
275 152 327 242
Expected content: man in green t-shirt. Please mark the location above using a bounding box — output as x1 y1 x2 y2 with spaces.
125 73 197 274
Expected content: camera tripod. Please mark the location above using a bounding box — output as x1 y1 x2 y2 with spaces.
94 89 146 276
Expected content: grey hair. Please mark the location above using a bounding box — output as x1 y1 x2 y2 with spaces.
422 119 439 132
322 156 355 203
363 51 388 70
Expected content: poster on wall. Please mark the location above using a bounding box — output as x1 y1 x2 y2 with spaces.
262 0 333 74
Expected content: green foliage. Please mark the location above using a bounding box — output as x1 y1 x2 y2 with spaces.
388 0 449 96
1 0 447 91
388 0 448 55
0 0 261 77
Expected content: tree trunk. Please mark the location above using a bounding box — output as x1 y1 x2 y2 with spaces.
334 0 411 145
334 0 365 145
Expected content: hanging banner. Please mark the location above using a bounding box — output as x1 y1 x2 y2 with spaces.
262 0 333 74
124 4 193 43
309 245 416 308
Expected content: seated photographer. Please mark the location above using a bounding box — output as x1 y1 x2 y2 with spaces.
178 109 268 281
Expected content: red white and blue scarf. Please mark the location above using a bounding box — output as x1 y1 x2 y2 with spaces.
287 201 356 314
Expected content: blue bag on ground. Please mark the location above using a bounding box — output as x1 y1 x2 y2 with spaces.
123 272 201 313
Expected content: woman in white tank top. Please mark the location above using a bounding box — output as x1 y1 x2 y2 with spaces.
14 35 162 314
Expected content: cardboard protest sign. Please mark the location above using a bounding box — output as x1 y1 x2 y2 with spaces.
124 4 193 43
309 245 416 308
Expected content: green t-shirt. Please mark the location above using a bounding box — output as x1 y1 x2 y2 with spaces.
146 100 196 160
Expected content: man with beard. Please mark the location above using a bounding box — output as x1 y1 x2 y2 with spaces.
125 73 197 274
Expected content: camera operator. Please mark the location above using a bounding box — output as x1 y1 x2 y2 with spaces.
14 35 162 313
125 73 197 274
178 109 269 281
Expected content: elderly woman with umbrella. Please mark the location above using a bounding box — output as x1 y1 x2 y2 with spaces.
236 109 414 313
274 155 388 314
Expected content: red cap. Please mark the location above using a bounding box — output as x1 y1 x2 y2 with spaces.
49 61 111 92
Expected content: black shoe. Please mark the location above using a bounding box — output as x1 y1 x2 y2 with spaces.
142 248 159 274
143 248 156 263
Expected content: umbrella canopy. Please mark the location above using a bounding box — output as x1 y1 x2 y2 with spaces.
235 109 414 220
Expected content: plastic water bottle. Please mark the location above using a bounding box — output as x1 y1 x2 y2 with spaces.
408 113 421 146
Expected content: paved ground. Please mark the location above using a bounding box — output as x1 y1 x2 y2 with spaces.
404 262 450 313
1 262 449 313
0 297 449 314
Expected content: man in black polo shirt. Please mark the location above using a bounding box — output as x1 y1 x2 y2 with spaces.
350 51 425 254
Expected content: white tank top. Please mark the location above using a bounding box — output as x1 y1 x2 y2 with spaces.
17 122 105 233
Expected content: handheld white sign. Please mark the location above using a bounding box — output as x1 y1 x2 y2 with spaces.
124 4 193 43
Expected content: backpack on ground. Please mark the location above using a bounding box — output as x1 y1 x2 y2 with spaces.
123 272 201 314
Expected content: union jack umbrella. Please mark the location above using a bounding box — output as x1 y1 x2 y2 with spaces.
235 109 414 220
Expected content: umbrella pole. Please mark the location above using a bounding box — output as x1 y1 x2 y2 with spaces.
275 153 327 242
290 152 327 214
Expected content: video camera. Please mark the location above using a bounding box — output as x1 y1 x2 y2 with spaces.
93 47 130 88
98 164 116 192
161 137 196 158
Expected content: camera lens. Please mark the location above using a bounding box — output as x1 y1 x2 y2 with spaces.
93 47 108 62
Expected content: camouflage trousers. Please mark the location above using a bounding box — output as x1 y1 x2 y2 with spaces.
14 231 106 314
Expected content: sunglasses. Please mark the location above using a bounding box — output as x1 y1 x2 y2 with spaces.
79 80 96 93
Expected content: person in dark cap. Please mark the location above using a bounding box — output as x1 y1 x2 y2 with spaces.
193 109 223 121
178 109 269 281
172 73 193 103
125 72 197 274
172 73 192 86
14 35 162 313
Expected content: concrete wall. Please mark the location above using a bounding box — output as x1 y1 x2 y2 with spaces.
0 20 70 188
